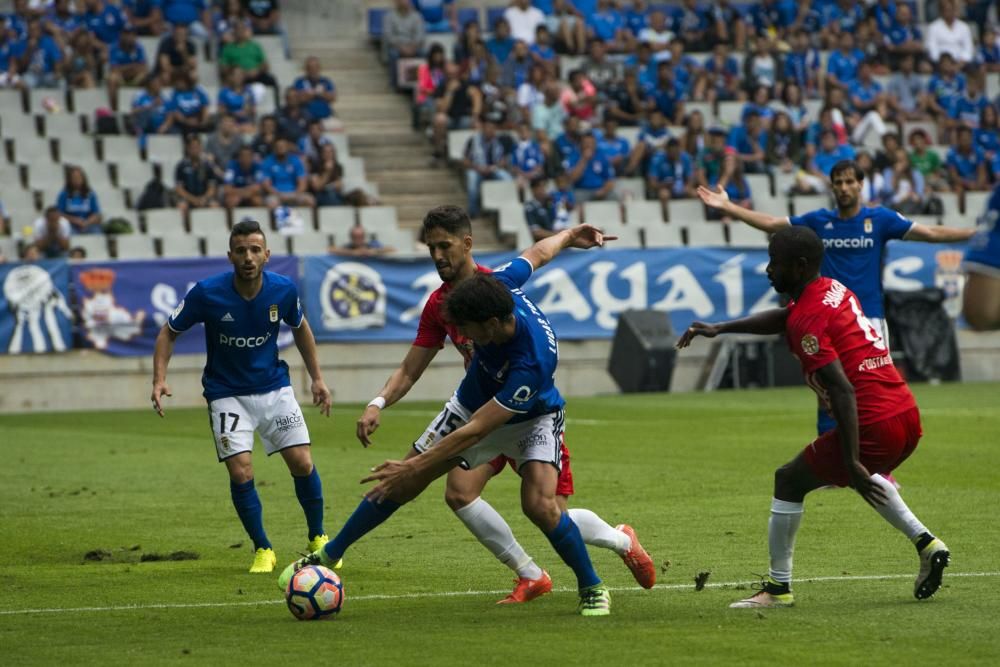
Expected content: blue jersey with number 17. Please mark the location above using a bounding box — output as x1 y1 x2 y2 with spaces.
790 206 913 318
168 271 303 401
455 257 566 424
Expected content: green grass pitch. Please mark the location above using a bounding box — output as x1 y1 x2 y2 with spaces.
2 383 999 665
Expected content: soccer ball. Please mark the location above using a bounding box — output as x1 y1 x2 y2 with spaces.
285 565 344 620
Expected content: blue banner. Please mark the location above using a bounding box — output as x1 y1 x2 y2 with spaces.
302 248 783 342
884 241 968 318
0 260 73 354
71 256 299 356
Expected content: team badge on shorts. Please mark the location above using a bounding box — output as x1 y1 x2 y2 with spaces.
864 218 872 234
801 334 820 355
220 435 231 452
269 304 279 322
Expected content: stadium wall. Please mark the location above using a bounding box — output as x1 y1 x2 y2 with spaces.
3 332 1000 414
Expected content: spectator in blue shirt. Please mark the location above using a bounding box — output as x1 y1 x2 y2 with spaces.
45 0 81 42
825 31 864 92
107 26 148 111
848 62 888 118
947 126 989 193
564 132 615 201
218 67 256 131
703 43 741 103
596 117 630 173
161 72 212 134
643 60 684 126
122 0 164 37
819 0 865 46
948 74 989 130
587 0 627 52
131 75 169 134
486 17 515 65
11 19 63 88
883 3 923 67
741 85 775 128
161 0 212 39
648 137 695 206
414 0 456 34
57 166 103 235
727 110 768 174
511 121 545 188
529 24 557 68
749 0 797 40
524 177 569 241
784 30 820 98
223 145 265 208
810 129 856 183
262 136 315 208
624 0 648 36
293 56 337 121
81 0 127 45
975 105 1000 158
673 0 709 52
925 53 967 126
625 108 670 176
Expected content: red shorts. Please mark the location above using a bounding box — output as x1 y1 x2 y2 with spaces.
803 407 922 487
487 440 575 497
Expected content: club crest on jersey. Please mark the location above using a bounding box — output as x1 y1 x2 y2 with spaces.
269 304 279 322
801 334 820 356
864 218 872 234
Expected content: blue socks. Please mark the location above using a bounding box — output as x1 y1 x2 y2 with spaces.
230 478 272 551
322 498 402 563
292 466 325 540
545 512 601 590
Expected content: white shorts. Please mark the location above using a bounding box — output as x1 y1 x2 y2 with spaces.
413 394 564 472
207 386 311 461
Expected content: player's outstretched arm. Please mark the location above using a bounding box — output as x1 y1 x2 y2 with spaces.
519 224 616 270
361 400 514 502
903 222 977 244
814 361 887 508
696 184 791 234
292 317 332 417
357 345 439 447
151 324 179 417
675 308 790 349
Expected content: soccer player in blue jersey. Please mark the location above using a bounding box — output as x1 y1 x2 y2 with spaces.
279 226 619 616
697 160 975 445
963 184 1000 330
151 219 333 574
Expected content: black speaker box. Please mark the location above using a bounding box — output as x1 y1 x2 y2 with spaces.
608 309 677 393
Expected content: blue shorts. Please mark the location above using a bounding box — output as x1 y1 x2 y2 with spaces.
964 221 1000 277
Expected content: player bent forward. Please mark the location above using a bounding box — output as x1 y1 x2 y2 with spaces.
281 267 616 616
676 226 950 608
151 219 333 573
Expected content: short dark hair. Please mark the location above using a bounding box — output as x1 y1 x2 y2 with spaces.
445 274 514 325
770 225 824 270
423 205 472 238
530 176 548 189
829 159 864 181
230 218 266 247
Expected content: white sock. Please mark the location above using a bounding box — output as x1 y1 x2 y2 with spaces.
454 497 543 580
768 498 804 585
568 508 631 555
868 474 928 541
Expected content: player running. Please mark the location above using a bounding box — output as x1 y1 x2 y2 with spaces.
677 226 950 608
151 219 332 574
963 183 1000 330
281 229 622 616
698 159 975 464
355 205 655 603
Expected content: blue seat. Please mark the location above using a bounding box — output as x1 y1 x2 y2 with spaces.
486 7 505 30
368 8 386 38
456 7 480 30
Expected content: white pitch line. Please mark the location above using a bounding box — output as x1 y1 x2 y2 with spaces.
2 572 997 617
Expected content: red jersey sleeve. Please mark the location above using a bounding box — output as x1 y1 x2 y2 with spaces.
413 292 447 349
787 310 839 375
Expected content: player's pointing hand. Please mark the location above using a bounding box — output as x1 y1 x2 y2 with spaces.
311 379 332 417
151 380 171 417
675 322 720 349
567 223 618 249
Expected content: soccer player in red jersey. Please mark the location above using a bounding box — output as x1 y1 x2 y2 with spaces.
677 226 950 608
355 205 655 602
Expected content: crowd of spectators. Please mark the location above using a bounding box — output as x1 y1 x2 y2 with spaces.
378 0 1000 225
0 1 385 261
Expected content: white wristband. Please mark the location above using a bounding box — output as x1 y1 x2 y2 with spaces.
367 396 386 410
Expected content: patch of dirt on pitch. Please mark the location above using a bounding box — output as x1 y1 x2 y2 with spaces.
83 549 113 562
694 571 711 591
140 551 200 562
